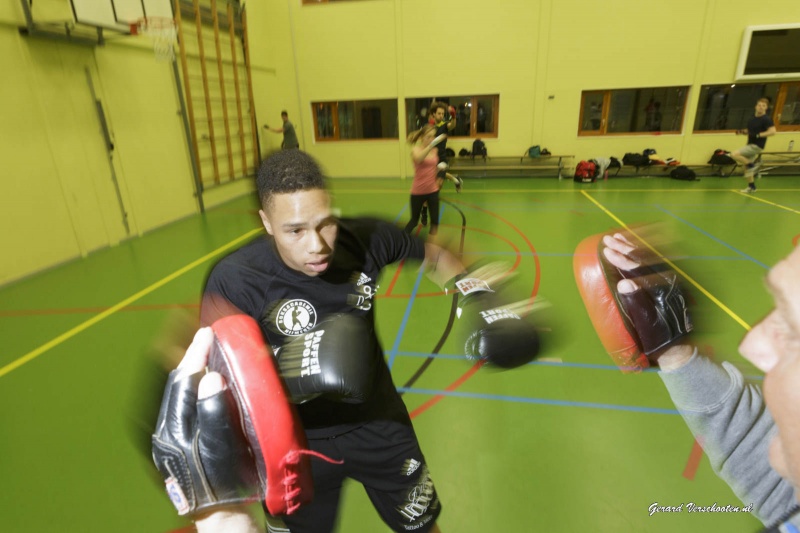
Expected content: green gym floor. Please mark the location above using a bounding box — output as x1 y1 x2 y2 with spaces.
2 174 799 533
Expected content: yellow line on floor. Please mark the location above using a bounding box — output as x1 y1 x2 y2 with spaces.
580 190 751 332
732 189 800 214
0 228 263 380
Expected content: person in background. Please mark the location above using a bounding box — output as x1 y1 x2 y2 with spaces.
264 110 300 150
730 97 776 193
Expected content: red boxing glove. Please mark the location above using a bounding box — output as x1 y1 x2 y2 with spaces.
448 105 457 120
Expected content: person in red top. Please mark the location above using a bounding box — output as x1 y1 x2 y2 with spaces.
404 124 446 236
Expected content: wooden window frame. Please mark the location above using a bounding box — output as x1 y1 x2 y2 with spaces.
311 100 398 142
578 87 688 136
693 81 800 133
772 82 800 132
405 95 500 139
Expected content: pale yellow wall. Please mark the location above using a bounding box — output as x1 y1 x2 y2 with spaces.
4 0 800 285
2 0 197 285
247 0 800 179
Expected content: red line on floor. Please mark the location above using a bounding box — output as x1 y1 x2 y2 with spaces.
385 225 425 296
683 439 704 480
446 201 540 298
409 360 486 419
384 223 523 298
384 258 406 297
405 202 541 419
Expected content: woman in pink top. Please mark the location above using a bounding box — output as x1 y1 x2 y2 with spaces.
404 125 447 236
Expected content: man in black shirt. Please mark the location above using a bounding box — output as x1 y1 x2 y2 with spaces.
731 97 777 193
153 149 540 532
197 149 474 533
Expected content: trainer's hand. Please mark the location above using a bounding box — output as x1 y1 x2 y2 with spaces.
151 328 261 516
574 231 694 373
736 128 747 135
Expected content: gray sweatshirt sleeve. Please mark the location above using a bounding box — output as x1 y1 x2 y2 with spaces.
658 350 796 525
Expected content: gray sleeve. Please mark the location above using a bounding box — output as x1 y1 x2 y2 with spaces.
658 350 796 524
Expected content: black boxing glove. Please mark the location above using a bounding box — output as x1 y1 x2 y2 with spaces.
275 314 378 403
450 263 540 369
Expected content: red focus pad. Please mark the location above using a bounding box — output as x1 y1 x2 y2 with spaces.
208 315 313 515
573 234 650 373
448 105 456 119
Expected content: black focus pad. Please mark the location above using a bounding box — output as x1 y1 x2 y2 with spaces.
601 247 693 356
151 369 260 516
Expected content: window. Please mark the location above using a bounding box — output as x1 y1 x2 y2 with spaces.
405 95 499 138
694 82 800 132
735 24 800 80
311 100 398 141
578 87 688 136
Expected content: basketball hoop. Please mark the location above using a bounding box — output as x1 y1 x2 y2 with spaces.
131 17 177 62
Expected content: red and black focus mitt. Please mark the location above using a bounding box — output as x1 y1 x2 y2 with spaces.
152 316 317 518
573 232 693 373
207 315 316 516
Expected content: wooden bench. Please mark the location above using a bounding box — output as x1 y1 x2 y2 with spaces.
448 154 574 179
608 162 738 178
755 151 800 176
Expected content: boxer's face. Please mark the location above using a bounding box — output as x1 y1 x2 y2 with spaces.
432 108 445 123
259 189 338 276
739 245 800 494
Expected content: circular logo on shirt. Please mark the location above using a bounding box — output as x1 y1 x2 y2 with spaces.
275 299 317 336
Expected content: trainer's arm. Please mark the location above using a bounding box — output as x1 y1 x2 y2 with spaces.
658 349 795 524
422 242 466 288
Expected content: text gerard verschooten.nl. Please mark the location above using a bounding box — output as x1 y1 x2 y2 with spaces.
649 502 754 517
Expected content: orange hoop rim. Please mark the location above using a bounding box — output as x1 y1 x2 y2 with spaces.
130 16 176 36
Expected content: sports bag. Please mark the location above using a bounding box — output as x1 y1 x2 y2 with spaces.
472 139 487 158
670 165 698 181
622 153 650 167
574 160 598 183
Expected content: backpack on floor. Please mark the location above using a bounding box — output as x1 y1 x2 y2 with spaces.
574 160 598 183
670 165 698 181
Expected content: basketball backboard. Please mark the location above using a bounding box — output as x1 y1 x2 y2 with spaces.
70 0 173 34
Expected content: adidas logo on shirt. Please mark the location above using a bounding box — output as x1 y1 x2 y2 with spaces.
356 272 372 286
403 458 421 476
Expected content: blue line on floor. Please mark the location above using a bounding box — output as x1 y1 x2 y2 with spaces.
397 387 681 415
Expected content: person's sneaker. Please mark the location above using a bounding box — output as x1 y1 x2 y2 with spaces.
454 175 463 193
740 186 756 193
420 207 428 226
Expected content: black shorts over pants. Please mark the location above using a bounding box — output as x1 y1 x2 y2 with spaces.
266 419 442 533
